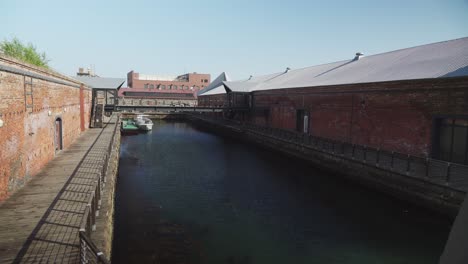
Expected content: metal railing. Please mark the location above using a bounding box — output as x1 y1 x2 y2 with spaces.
191 114 468 193
79 175 109 264
78 117 120 264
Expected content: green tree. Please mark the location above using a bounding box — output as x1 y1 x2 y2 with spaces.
0 37 49 68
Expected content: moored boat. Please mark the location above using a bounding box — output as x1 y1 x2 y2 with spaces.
134 115 153 131
121 119 139 134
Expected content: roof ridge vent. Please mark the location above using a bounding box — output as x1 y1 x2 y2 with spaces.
284 67 291 73
354 52 364 61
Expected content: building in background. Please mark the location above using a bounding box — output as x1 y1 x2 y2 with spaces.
118 71 210 107
74 71 125 127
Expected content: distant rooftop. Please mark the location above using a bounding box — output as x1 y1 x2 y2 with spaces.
134 72 210 82
137 74 177 81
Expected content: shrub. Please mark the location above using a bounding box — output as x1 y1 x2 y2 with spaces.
0 37 49 68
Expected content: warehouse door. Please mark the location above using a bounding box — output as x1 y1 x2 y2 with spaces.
296 110 309 133
55 118 63 151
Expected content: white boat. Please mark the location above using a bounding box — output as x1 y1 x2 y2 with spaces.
134 115 153 131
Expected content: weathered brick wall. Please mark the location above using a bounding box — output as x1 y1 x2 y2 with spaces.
0 56 92 202
198 94 226 107
251 77 468 157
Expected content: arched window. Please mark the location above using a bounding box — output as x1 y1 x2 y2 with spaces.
161 85 166 90
144 84 149 89
173 85 178 90
179 85 183 90
149 84 154 89
184 86 189 90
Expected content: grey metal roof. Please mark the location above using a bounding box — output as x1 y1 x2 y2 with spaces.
198 72 230 96
226 37 468 93
201 85 226 95
73 76 125 90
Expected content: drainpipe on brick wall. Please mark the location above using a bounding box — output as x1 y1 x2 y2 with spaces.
80 84 85 131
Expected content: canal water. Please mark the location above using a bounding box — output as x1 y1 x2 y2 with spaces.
112 120 452 264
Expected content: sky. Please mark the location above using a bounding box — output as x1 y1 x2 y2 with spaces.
1 0 468 82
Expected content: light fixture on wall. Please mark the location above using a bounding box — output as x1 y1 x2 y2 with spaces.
0 119 4 128
48 110 52 116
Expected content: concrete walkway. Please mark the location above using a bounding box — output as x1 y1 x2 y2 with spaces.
0 115 117 264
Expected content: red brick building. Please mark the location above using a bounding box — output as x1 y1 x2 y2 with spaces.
198 37 468 164
119 71 210 106
0 55 92 202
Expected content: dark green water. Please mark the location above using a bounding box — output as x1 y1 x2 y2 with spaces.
112 120 452 264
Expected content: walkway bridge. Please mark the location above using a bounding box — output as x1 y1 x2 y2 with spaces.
113 105 248 113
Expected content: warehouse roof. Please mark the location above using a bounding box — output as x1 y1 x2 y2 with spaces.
205 37 468 94
201 85 226 95
198 72 230 95
73 76 125 90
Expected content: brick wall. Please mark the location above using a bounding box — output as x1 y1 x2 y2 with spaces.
251 77 468 157
198 94 226 107
0 56 92 202
126 71 210 98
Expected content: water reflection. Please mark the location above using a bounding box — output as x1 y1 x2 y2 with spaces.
112 120 451 264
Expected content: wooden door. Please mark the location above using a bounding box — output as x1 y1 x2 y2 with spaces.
55 118 62 151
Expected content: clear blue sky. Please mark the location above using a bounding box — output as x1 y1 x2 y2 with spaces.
1 0 468 81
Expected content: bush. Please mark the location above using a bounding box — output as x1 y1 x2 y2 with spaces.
0 38 49 68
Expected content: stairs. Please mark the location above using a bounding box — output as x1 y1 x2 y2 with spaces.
91 104 104 128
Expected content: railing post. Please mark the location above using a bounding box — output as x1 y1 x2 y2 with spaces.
332 141 335 154
376 148 380 167
446 163 451 186
80 234 87 264
390 151 394 170
406 154 411 175
363 146 367 163
425 158 430 179
341 142 344 156
352 144 355 159
96 181 101 215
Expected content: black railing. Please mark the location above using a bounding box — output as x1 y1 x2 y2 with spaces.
78 116 119 264
191 114 468 193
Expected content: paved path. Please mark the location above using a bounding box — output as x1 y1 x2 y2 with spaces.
0 115 117 264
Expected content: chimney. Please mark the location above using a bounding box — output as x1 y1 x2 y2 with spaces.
285 67 291 73
248 75 253 80
354 52 364 61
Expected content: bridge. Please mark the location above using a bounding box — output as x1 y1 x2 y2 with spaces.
112 105 248 113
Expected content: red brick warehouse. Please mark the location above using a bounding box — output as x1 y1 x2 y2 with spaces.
0 56 93 202
198 37 468 164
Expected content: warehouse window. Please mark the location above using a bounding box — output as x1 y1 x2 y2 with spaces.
149 84 154 89
144 84 149 89
173 85 178 90
433 118 468 164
